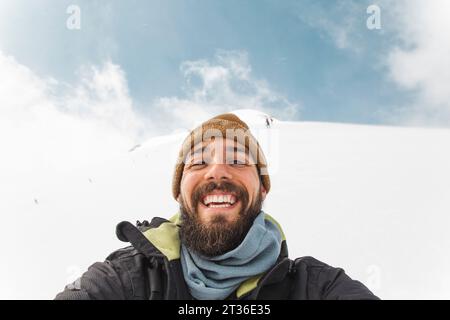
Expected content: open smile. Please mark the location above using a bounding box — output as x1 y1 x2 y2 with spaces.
199 192 240 211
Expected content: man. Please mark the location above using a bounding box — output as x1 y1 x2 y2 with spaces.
55 113 378 300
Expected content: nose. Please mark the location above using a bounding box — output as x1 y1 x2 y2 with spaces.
203 163 233 182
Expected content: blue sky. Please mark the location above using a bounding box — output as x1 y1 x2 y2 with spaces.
1 0 449 133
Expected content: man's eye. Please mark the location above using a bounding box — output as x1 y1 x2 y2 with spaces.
189 161 207 168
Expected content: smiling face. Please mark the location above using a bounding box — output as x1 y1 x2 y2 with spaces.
177 137 267 256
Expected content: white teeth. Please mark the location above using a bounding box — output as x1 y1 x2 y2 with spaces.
203 194 237 206
209 203 231 208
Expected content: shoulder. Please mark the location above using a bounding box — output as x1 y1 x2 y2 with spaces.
106 245 145 262
292 256 337 277
55 246 150 300
105 246 151 297
293 256 331 268
290 256 379 300
291 256 341 286
105 245 148 275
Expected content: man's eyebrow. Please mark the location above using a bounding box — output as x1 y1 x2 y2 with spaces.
185 145 208 161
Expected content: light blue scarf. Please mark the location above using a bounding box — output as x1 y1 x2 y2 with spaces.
180 211 282 300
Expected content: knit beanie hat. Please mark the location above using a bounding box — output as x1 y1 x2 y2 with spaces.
172 113 270 200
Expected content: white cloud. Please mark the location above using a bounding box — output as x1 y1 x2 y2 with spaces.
63 62 144 135
0 51 145 184
152 50 299 131
385 0 450 126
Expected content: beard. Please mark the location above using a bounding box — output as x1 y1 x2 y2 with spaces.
179 180 263 257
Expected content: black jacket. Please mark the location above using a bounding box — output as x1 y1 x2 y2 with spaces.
55 214 379 300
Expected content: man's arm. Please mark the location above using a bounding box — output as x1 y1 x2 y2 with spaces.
55 261 126 300
319 264 379 300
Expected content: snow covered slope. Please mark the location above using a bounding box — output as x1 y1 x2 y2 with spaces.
2 109 450 299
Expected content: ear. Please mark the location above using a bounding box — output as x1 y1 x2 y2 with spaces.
176 194 181 203
260 185 267 201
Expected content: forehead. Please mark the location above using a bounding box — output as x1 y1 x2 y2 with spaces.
192 138 246 154
187 138 247 158
201 137 245 150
